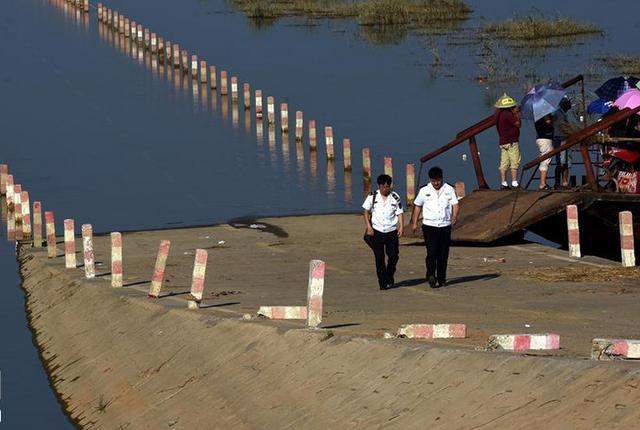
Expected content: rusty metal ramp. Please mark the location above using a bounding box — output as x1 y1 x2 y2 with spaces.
453 190 584 243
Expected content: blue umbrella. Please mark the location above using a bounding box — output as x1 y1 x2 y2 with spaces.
520 82 567 122
587 98 613 115
595 76 640 102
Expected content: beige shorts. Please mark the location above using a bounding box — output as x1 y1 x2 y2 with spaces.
536 138 553 172
499 142 521 171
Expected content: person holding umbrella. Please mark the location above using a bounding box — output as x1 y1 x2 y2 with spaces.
535 113 554 190
520 82 567 190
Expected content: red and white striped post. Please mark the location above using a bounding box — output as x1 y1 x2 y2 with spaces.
384 156 393 178
125 19 131 39
255 90 263 119
362 148 371 179
209 65 217 89
5 174 13 205
343 138 352 171
619 211 635 267
220 70 228 95
324 127 334 160
592 338 640 360
181 50 189 73
566 205 581 258
228 77 237 103
5 175 13 240
113 11 119 29
306 259 325 328
162 38 170 61
188 249 208 309
455 181 466 199
397 324 466 339
130 21 137 40
489 333 560 352
149 240 170 298
258 306 307 320
82 224 95 278
83 0 88 13
64 219 76 268
136 25 143 45
13 185 22 241
295 111 303 141
190 55 198 80
267 96 275 125
280 103 289 133
406 163 415 205
21 191 31 239
144 29 151 50
33 201 43 248
243 83 251 110
172 44 180 69
0 164 7 194
309 120 317 150
151 33 157 53
111 232 123 287
119 16 125 35
45 211 56 258
97 3 103 20
199 60 207 84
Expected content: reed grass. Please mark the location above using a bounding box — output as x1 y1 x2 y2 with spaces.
485 16 602 41
600 55 640 76
233 0 470 26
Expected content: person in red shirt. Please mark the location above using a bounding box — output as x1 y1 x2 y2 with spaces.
494 93 521 189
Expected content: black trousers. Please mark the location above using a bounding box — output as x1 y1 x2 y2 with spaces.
364 229 399 288
422 225 451 284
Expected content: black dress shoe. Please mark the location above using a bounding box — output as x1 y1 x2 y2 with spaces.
428 275 437 289
437 280 446 288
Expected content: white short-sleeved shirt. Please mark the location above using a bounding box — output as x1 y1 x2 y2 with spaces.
362 191 403 233
413 183 459 227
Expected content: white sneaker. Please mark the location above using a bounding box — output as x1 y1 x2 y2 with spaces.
511 181 519 188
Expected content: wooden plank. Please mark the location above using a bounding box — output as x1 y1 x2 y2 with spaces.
453 190 585 242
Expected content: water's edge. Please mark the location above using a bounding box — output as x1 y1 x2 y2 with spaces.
19 236 640 429
18 250 81 429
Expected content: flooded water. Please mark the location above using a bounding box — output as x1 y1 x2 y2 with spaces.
1 0 639 426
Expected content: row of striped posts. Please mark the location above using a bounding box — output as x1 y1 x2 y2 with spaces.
2 160 327 323
64 0 89 13
92 2 422 204
5 161 636 355
36 0 640 358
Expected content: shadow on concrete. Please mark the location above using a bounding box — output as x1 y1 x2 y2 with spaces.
322 323 361 329
199 301 241 309
446 273 500 286
391 278 426 288
123 279 151 288
160 290 191 298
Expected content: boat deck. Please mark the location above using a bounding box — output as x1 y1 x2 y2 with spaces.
453 189 640 243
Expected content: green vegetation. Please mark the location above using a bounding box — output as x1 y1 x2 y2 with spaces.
358 0 410 26
484 16 602 41
233 0 471 26
600 55 640 76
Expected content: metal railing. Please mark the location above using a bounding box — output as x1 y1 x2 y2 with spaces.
417 75 586 190
521 106 640 190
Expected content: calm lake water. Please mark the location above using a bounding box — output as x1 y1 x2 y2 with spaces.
1 0 639 427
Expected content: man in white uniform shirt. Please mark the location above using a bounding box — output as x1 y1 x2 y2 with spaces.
410 167 459 289
363 174 404 290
